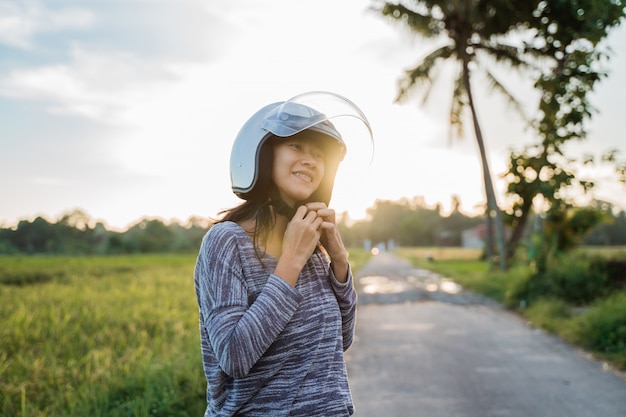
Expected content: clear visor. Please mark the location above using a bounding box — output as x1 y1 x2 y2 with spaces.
261 91 375 167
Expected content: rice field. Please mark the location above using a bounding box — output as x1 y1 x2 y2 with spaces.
0 254 206 417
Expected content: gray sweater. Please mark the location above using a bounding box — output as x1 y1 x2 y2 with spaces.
194 221 357 416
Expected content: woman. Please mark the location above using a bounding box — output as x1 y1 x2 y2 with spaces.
194 91 373 416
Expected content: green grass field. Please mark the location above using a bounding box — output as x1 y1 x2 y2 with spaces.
0 250 372 417
1 254 206 417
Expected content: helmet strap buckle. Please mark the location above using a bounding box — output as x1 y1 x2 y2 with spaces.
269 199 297 220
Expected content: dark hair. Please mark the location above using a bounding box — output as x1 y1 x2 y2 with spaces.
217 135 279 257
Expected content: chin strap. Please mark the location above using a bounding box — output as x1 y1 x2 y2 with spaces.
269 199 297 220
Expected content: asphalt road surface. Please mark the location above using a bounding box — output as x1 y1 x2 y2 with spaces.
346 252 626 417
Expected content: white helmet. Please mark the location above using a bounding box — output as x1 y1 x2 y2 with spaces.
230 91 373 205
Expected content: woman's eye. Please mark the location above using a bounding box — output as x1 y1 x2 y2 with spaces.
287 142 324 159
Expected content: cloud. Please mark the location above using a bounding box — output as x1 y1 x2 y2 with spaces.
0 0 94 48
104 1 233 62
0 0 236 123
0 45 178 122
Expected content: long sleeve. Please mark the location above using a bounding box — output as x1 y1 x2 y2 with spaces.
195 228 302 377
329 265 358 351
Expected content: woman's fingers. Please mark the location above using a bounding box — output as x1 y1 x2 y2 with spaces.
304 202 335 224
284 206 321 251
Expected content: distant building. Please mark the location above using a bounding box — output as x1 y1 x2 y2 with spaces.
462 223 512 248
462 224 486 248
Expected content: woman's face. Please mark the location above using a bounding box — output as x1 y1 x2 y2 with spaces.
271 131 326 206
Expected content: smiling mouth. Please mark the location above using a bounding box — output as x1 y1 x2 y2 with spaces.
294 172 313 183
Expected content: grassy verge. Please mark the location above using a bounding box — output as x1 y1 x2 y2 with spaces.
395 247 626 372
346 247 371 276
0 251 370 417
394 247 525 303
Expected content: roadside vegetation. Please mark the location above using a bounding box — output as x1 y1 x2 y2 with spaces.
346 247 372 275
396 246 626 372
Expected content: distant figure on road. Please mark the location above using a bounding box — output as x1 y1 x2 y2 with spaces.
194 91 373 416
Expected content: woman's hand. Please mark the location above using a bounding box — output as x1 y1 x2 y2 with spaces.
305 202 349 283
274 205 323 287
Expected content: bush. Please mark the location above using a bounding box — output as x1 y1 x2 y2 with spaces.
590 258 626 290
507 256 610 307
524 298 572 333
573 291 626 363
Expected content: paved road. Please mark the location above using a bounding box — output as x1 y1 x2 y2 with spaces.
346 252 626 417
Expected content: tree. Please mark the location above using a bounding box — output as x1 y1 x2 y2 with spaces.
373 0 541 270
11 217 57 253
529 202 609 272
503 145 579 262
366 199 413 245
504 0 626 264
585 208 626 245
127 219 176 253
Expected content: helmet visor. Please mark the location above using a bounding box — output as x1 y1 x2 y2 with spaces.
261 91 374 166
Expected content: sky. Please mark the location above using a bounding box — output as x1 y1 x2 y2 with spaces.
1 0 625 231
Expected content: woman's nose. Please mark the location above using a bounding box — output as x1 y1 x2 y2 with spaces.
302 153 320 168
300 149 318 166
301 156 314 167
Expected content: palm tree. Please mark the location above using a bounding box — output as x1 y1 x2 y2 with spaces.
373 0 540 270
